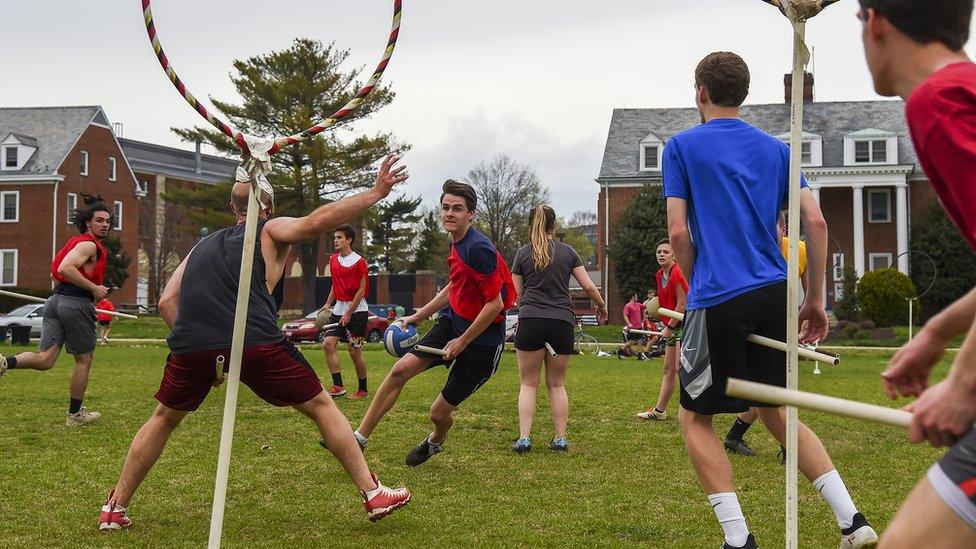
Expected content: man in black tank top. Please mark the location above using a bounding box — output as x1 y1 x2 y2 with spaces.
99 156 413 531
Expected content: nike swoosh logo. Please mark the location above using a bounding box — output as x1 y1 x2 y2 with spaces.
712 502 721 509
685 347 698 352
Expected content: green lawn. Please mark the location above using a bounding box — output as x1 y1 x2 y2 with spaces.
0 343 949 547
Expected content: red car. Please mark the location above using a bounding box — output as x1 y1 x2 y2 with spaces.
282 311 390 343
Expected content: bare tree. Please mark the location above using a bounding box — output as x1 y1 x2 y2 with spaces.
467 155 549 262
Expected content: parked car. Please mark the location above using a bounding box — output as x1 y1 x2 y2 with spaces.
282 311 390 343
0 304 45 337
504 307 519 342
369 304 397 320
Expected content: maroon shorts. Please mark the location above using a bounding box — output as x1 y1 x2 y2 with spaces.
155 340 323 411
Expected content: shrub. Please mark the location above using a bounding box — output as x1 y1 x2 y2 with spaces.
835 320 852 330
910 204 976 317
858 320 876 330
833 266 860 321
857 269 918 327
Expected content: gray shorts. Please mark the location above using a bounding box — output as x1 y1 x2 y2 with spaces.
39 293 97 355
928 428 976 531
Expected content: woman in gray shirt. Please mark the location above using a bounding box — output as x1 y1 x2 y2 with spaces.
511 205 606 453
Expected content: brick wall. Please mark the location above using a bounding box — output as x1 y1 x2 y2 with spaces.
597 184 647 324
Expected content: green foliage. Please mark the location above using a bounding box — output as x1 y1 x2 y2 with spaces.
410 208 450 275
365 194 422 273
102 235 132 290
170 38 407 312
560 222 595 268
910 203 976 313
833 265 860 322
857 268 917 327
468 155 549 262
609 184 668 301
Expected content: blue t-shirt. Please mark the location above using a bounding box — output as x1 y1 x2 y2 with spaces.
662 118 808 310
440 227 506 347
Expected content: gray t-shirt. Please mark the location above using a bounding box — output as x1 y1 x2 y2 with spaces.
511 240 584 326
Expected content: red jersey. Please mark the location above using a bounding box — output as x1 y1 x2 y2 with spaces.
906 62 976 251
447 228 515 324
96 299 116 322
656 263 689 311
51 234 107 286
329 252 369 302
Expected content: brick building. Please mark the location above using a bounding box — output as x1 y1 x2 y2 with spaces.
595 80 938 323
0 107 141 303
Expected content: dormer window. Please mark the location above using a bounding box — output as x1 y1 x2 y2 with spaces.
639 132 663 172
776 132 822 167
844 129 897 165
4 147 17 168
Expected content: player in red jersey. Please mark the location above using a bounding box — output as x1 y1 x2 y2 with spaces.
318 225 371 400
356 179 515 466
636 239 688 421
0 202 112 426
858 1 976 547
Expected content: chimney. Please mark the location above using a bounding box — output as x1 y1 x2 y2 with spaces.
194 139 202 174
784 72 814 103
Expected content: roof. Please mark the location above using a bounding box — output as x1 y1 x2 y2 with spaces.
119 138 239 185
597 100 914 181
0 106 107 176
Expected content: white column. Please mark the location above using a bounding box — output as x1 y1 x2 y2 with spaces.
810 186 821 204
852 185 865 277
896 183 909 274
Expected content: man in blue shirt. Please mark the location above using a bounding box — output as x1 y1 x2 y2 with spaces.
664 51 877 549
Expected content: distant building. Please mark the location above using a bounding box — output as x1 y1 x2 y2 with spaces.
595 76 938 323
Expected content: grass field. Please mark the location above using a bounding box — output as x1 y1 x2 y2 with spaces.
0 342 951 548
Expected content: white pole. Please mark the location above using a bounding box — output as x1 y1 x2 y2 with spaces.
908 298 914 342
207 183 261 548
0 288 138 319
785 18 807 549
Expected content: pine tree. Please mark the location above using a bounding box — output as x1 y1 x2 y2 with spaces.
410 208 450 275
366 195 422 273
609 185 668 301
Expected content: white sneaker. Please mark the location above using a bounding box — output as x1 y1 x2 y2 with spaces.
840 514 878 549
0 354 7 377
636 408 667 420
66 407 102 427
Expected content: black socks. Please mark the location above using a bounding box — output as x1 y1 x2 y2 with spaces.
331 373 343 387
358 378 367 392
6 356 17 369
69 398 83 415
726 418 753 441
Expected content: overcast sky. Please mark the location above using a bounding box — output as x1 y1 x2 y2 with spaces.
4 1 975 217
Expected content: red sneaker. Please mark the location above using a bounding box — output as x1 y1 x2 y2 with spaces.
99 489 131 531
347 389 369 400
327 385 347 398
362 474 411 522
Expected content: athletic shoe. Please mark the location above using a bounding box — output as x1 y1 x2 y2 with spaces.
405 435 444 467
724 438 756 457
721 533 757 548
637 353 648 361
327 385 347 398
616 349 624 360
512 437 531 453
839 513 878 549
636 408 667 420
549 438 569 452
777 446 786 465
66 407 101 427
99 489 131 531
0 354 7 377
362 473 411 522
347 389 368 400
319 430 368 452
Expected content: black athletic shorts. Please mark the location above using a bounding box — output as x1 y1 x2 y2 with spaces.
514 317 574 355
624 330 645 342
408 316 503 407
929 429 976 530
324 311 368 347
679 281 787 415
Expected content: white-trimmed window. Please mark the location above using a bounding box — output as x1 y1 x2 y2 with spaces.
113 201 123 230
66 193 77 224
135 179 149 198
869 253 893 271
832 253 845 282
845 129 897 165
868 189 891 223
4 146 17 168
80 150 89 176
834 282 844 302
854 140 887 163
800 142 812 165
0 191 19 222
109 157 117 182
776 133 823 167
641 144 660 170
0 249 17 286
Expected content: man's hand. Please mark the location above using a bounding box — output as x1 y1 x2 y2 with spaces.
374 155 408 198
906 379 976 447
443 337 469 361
882 329 948 399
399 314 420 328
662 326 672 340
92 285 109 301
596 306 608 325
797 299 828 345
340 311 351 327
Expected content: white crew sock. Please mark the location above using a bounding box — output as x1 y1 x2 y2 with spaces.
812 469 858 529
708 492 750 547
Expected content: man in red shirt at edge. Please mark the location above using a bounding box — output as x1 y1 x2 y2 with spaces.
858 1 976 547
354 179 515 467
318 224 372 400
0 202 112 427
618 294 648 360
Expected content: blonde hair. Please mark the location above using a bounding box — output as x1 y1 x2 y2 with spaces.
529 205 556 271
